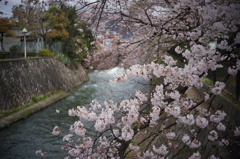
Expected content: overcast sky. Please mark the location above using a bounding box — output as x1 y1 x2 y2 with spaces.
0 0 80 18
0 0 97 18
0 0 21 17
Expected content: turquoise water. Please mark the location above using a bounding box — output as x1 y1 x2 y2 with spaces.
0 67 149 159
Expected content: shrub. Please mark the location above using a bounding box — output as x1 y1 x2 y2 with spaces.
32 96 39 103
38 49 54 57
56 52 70 66
9 45 21 52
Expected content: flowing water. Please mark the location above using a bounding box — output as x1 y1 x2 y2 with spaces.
0 67 149 159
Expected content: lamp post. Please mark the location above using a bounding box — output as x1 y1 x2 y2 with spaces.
22 28 27 58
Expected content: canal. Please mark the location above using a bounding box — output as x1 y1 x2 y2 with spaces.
0 67 149 159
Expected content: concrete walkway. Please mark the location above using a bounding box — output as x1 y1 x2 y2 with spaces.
0 92 69 129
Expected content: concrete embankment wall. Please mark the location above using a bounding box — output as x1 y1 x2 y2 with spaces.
0 58 88 112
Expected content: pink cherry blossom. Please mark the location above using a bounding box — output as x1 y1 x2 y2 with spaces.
68 109 75 117
72 121 86 137
113 129 120 137
152 144 169 156
162 55 177 66
178 114 195 125
129 143 140 152
228 59 240 75
208 130 218 141
228 67 238 76
189 151 201 159
182 134 191 145
140 117 147 124
196 116 209 129
211 82 226 95
234 126 240 136
201 109 211 117
52 126 60 136
218 139 229 147
209 155 219 159
175 46 183 54
216 123 226 131
121 125 134 141
95 119 106 132
35 150 43 156
91 99 102 110
217 40 232 51
135 90 148 102
137 150 157 159
63 134 73 142
69 148 80 157
234 31 240 43
210 110 226 123
189 30 201 41
165 106 181 117
166 132 176 140
189 139 201 149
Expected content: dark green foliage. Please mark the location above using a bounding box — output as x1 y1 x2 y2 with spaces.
56 52 70 66
32 92 56 103
38 49 54 57
60 5 95 65
41 5 95 65
9 45 21 52
32 96 38 103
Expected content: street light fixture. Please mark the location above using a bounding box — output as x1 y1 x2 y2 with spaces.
22 28 27 58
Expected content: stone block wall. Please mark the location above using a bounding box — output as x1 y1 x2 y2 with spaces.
130 84 240 158
0 58 88 112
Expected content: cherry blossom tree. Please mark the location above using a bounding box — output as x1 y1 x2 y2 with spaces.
37 0 240 158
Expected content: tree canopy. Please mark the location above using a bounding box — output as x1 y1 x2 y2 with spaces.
12 0 46 37
11 0 95 64
0 17 16 51
44 5 69 41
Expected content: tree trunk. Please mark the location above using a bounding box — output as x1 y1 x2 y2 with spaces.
236 71 240 99
0 33 5 51
119 141 130 159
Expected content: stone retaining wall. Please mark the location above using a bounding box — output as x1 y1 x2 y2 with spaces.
0 58 88 112
129 83 240 158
